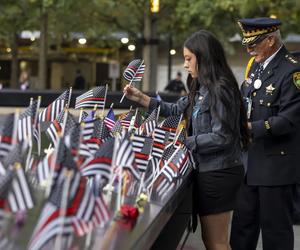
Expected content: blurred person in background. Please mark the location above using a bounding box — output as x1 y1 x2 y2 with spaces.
19 71 30 90
73 69 86 90
165 71 187 95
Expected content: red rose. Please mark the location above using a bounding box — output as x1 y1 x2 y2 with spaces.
120 204 139 219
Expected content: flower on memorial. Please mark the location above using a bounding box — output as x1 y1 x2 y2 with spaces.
120 204 139 219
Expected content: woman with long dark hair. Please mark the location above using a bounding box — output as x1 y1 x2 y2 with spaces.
123 30 249 249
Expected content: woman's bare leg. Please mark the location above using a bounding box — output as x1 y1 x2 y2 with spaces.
200 211 232 250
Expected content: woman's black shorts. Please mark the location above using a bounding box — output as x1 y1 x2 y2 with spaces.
193 165 244 216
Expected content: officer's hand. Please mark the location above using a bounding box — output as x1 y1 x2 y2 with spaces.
185 136 197 151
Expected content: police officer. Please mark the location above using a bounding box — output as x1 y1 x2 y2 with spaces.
230 17 300 250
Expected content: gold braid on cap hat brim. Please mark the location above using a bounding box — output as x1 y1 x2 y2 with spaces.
239 25 278 45
243 26 278 38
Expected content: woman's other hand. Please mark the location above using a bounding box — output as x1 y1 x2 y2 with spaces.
185 136 197 151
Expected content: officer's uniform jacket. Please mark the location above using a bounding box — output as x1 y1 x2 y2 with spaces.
242 46 300 185
149 85 243 173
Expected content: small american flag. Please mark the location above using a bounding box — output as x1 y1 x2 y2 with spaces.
46 120 62 146
46 110 77 147
104 107 116 130
120 111 134 129
8 163 34 212
92 119 111 141
49 111 78 146
132 135 153 172
18 100 38 142
111 120 123 135
65 123 81 153
160 115 181 132
1 143 23 170
115 134 140 180
82 138 100 156
0 114 14 159
155 174 176 198
0 169 14 200
72 175 110 236
38 89 70 123
75 86 106 109
80 138 113 181
123 59 145 83
141 109 157 135
36 153 52 184
144 157 159 189
28 169 80 250
151 127 167 159
160 115 181 143
160 146 188 182
73 191 110 236
160 115 180 129
133 111 144 129
82 120 95 141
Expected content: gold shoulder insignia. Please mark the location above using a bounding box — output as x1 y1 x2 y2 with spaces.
293 72 300 89
286 54 298 64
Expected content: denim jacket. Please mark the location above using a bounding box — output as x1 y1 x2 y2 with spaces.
149 85 242 172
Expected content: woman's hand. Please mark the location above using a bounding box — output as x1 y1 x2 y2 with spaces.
123 84 151 107
185 136 197 151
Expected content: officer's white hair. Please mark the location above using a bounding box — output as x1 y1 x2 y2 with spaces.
269 30 282 45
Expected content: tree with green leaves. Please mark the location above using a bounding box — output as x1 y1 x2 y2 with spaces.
1 0 300 90
0 0 34 88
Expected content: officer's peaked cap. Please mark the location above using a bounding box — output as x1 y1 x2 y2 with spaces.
237 17 281 45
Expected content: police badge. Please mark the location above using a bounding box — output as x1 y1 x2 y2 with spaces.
293 72 300 89
265 84 275 95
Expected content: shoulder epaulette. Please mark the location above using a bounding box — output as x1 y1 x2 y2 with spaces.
285 54 298 64
245 57 255 80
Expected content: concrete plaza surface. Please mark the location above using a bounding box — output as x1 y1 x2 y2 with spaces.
177 220 300 250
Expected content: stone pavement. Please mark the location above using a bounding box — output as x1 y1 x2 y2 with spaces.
177 220 300 250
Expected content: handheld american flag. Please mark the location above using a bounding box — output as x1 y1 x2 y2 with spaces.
120 59 145 103
123 59 145 83
75 86 107 109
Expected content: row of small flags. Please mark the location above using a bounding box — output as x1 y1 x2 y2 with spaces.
0 59 193 249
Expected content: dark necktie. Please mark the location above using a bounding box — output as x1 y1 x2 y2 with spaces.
255 63 264 80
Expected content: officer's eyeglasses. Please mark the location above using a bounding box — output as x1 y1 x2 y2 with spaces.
245 35 270 49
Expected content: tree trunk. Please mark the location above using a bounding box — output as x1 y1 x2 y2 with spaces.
38 10 48 89
142 9 158 92
142 9 151 92
10 32 18 89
